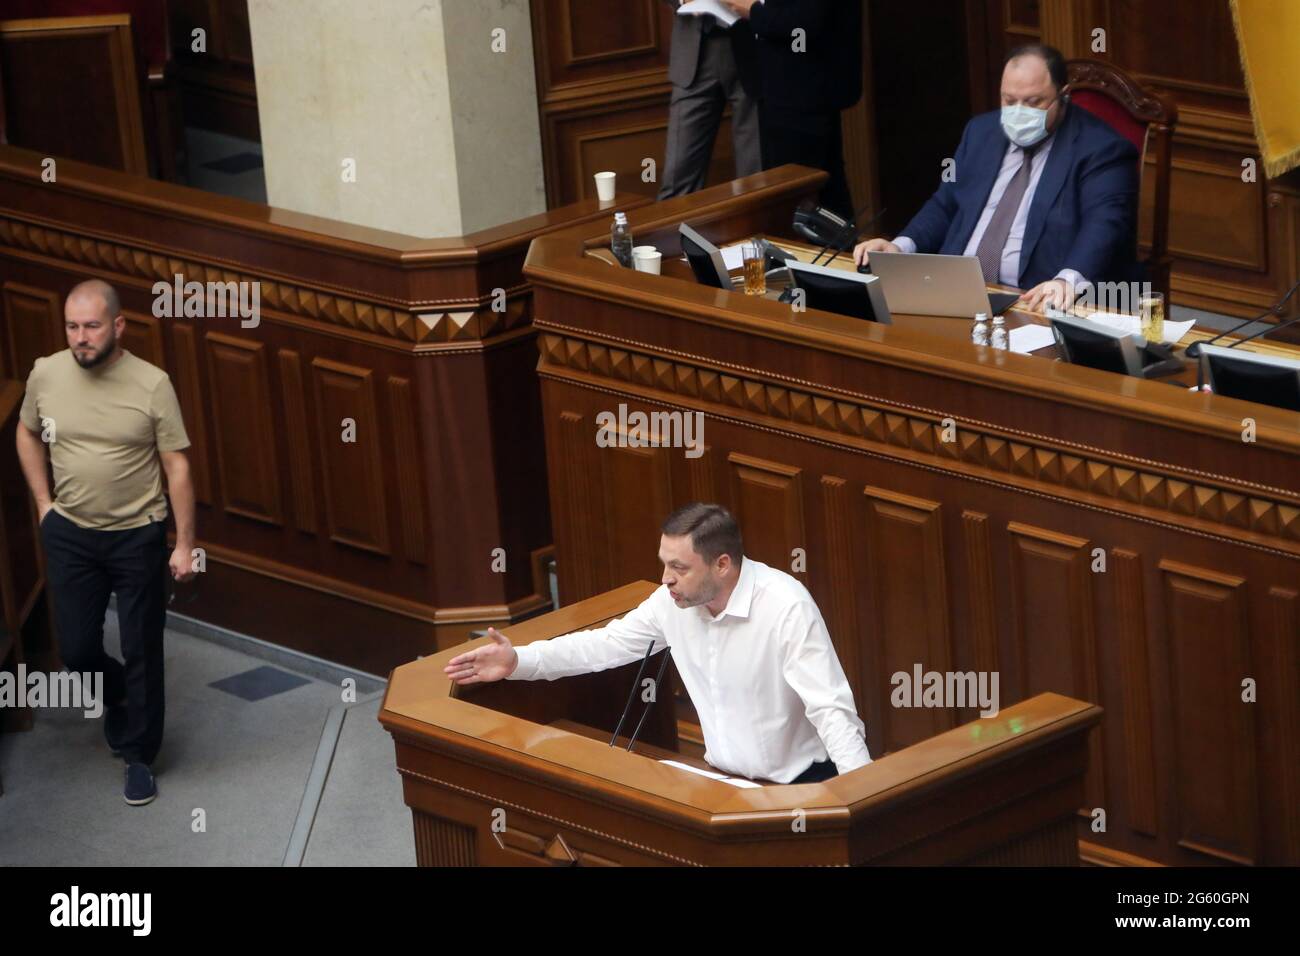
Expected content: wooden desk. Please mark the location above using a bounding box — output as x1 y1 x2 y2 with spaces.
524 165 1300 867
379 582 1103 866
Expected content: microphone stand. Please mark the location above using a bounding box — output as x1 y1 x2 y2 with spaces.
1185 277 1300 359
625 649 673 753
608 642 656 746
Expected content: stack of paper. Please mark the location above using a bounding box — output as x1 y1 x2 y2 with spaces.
1009 325 1057 354
677 0 741 27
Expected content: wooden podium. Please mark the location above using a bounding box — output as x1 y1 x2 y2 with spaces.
380 582 1102 866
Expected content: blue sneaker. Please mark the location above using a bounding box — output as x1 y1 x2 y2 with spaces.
124 763 156 806
104 703 127 757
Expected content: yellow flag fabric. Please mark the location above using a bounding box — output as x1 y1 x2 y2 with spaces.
1230 0 1300 178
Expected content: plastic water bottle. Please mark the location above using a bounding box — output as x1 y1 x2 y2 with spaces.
971 312 989 346
991 314 1008 350
611 212 633 268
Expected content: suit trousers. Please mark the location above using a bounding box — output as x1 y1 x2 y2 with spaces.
659 33 761 199
759 106 854 220
41 510 168 766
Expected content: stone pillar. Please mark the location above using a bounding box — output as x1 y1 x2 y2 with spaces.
247 0 546 237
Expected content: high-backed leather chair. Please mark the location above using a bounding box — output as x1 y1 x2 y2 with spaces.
1067 59 1178 306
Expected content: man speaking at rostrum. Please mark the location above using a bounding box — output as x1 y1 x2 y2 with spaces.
445 503 870 784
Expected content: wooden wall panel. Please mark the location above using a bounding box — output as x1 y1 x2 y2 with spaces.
0 281 60 381
204 332 280 525
961 511 999 700
0 15 149 174
553 410 602 601
120 309 162 368
820 476 865 719
1008 522 1105 810
1113 548 1157 838
310 357 389 556
726 452 804 576
599 442 672 588
388 375 426 565
1159 559 1259 865
1267 587 1300 863
277 349 315 534
864 486 952 752
168 0 260 141
170 321 212 505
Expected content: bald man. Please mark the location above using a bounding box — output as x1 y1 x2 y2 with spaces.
16 279 196 806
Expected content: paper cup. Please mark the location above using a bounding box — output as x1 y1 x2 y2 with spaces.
594 171 617 201
632 247 662 275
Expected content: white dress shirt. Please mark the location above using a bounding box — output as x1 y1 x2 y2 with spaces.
509 557 871 783
896 131 1086 292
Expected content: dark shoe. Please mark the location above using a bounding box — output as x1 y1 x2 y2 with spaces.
124 763 156 806
104 703 128 757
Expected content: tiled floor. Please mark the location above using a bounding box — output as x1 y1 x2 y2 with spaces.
0 612 414 866
184 128 267 203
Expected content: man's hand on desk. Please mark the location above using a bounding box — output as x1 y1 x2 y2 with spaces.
444 627 518 685
719 0 760 17
853 238 900 268
1018 277 1076 313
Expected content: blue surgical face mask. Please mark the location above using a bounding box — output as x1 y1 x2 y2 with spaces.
1001 103 1050 148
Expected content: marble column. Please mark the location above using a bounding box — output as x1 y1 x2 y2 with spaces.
247 0 546 237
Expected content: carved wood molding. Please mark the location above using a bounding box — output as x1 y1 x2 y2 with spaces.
0 213 534 344
536 332 1300 553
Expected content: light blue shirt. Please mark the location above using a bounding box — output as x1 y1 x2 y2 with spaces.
895 131 1086 292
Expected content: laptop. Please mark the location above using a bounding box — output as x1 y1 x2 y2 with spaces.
868 252 1021 317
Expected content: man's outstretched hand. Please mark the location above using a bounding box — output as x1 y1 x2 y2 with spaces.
444 627 518 685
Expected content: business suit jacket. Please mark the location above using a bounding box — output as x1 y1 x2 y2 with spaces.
663 1 754 89
745 0 862 117
900 102 1141 288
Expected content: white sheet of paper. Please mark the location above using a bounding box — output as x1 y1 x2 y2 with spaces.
1086 311 1196 345
676 0 740 27
1009 324 1057 354
659 759 762 787
719 242 747 271
660 759 729 780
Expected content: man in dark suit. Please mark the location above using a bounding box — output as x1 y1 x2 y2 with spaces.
854 44 1139 312
658 1 762 199
722 0 863 218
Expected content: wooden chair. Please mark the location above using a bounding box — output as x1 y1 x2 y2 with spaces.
1066 59 1178 306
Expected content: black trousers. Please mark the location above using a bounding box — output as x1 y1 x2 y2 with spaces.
759 106 854 220
791 758 839 784
41 510 168 765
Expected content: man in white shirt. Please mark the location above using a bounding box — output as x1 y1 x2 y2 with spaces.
444 503 870 784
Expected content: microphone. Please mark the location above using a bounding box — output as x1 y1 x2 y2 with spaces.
625 648 673 753
777 205 887 304
822 206 888 268
608 641 656 747
1194 311 1300 391
1184 277 1300 359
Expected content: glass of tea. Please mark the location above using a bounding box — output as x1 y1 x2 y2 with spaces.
742 241 766 296
1140 291 1165 343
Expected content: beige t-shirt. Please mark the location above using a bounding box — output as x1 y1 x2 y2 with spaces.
20 349 191 530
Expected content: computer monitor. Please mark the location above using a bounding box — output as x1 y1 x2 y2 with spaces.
1049 313 1145 376
785 260 892 324
679 223 731 290
1199 343 1300 412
